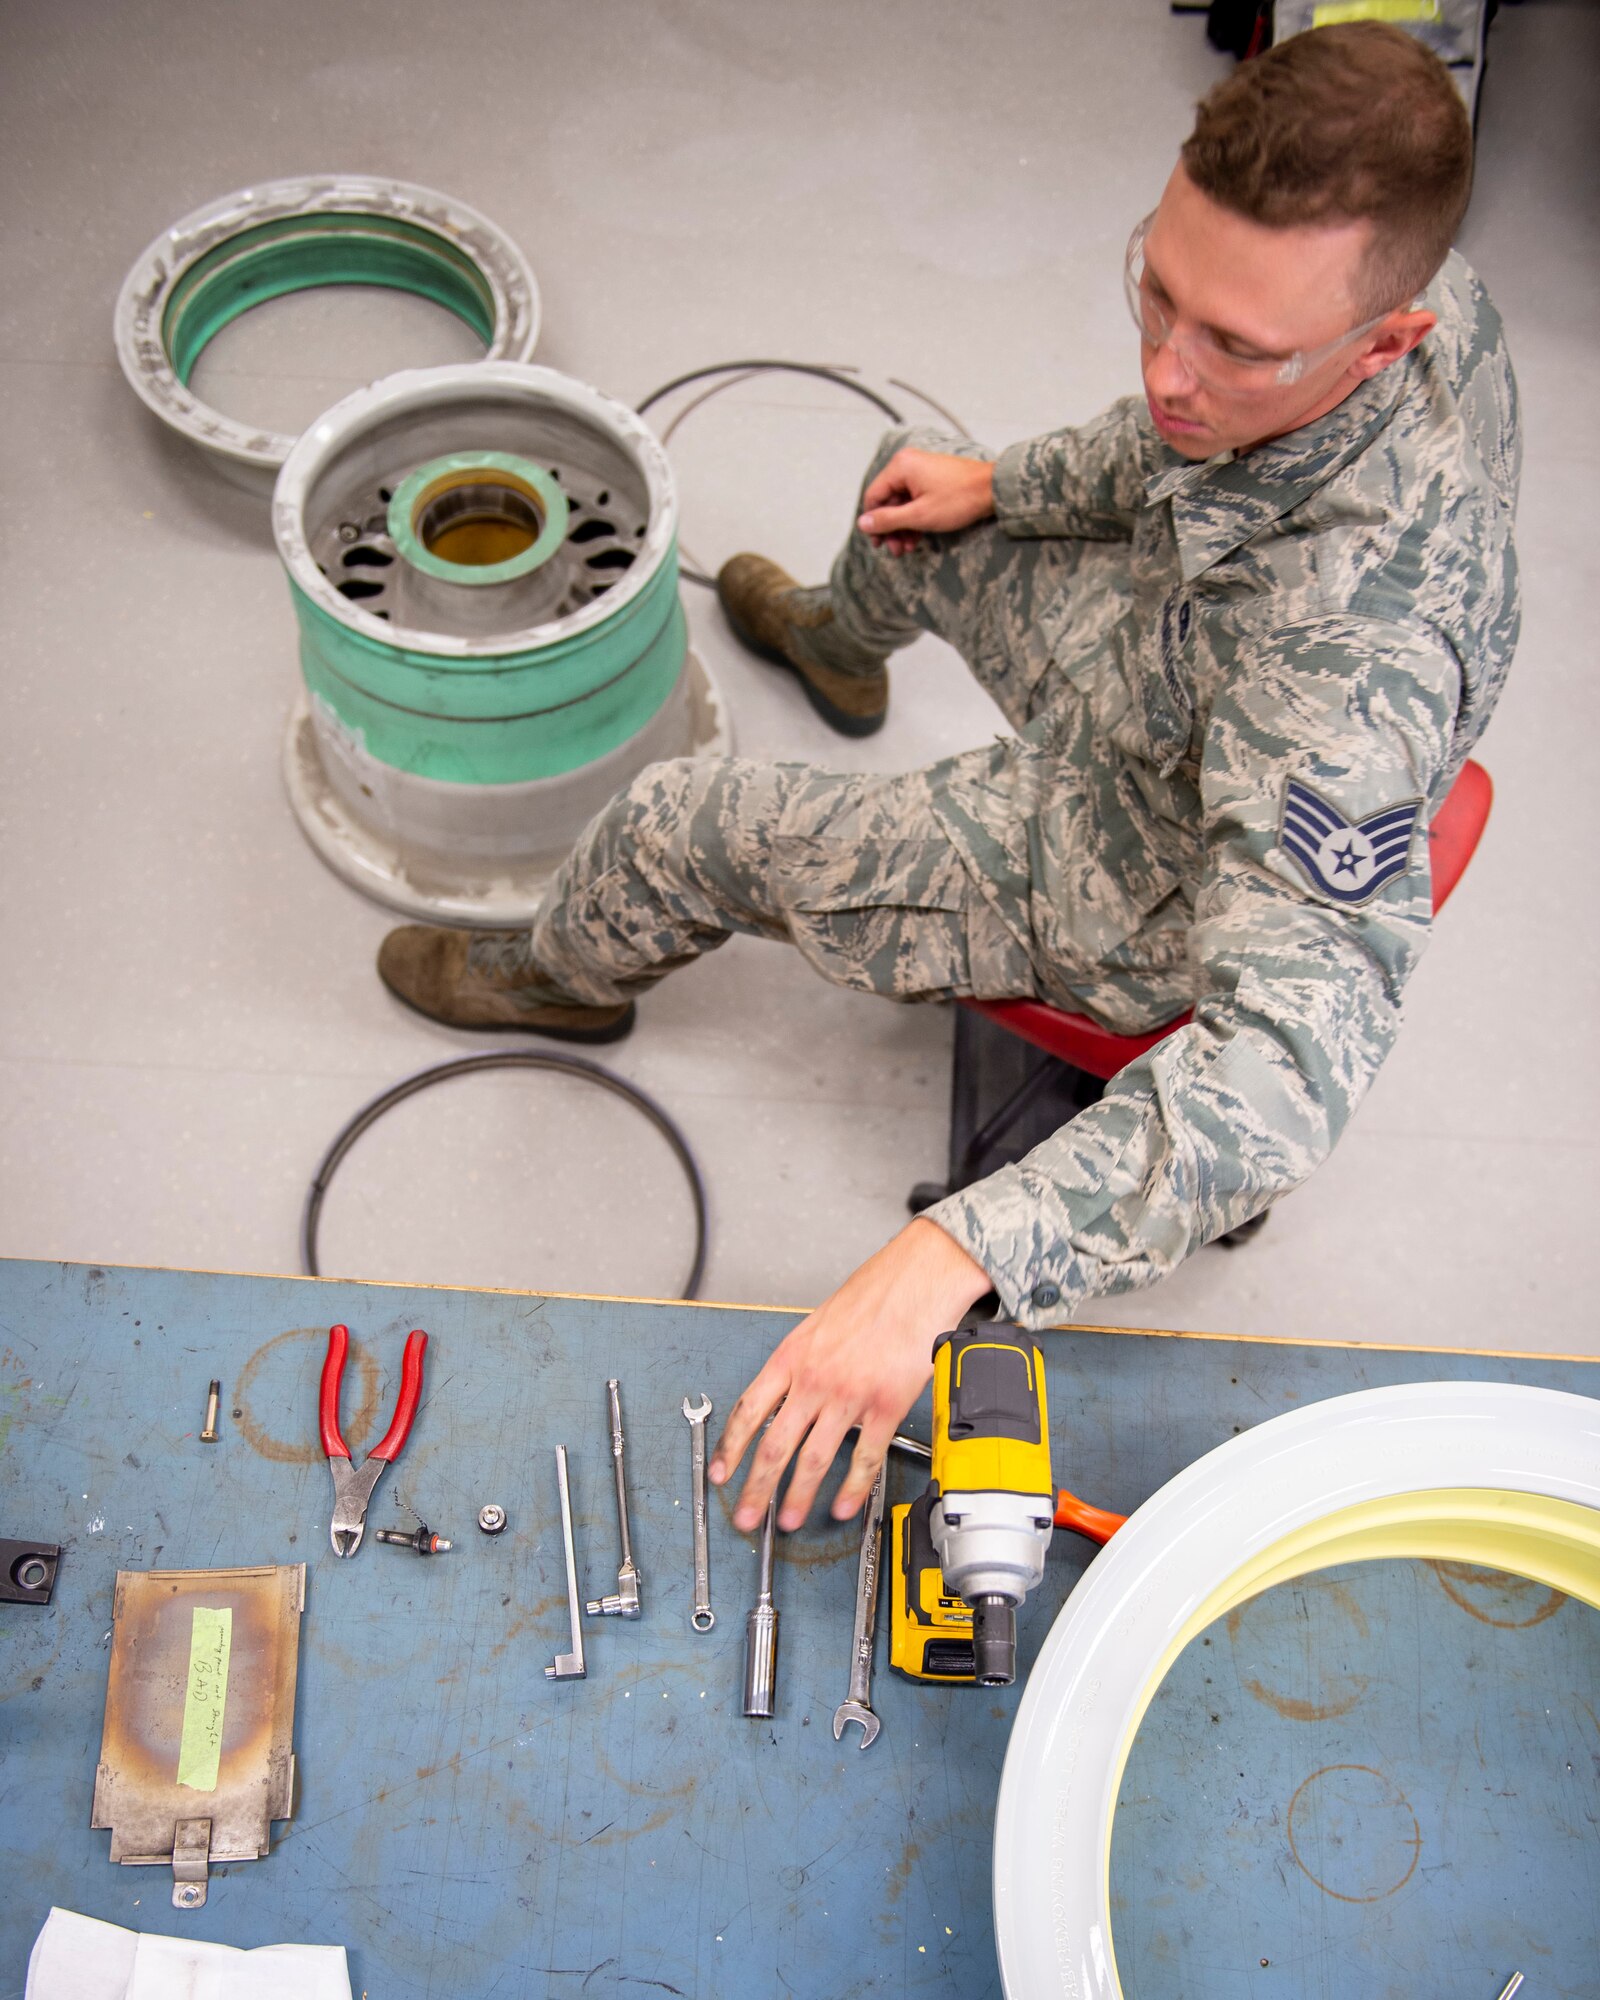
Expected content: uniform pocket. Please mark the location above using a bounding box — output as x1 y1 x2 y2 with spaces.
771 831 968 998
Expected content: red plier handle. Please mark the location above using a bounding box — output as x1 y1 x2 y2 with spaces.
319 1324 428 1463
1054 1489 1127 1545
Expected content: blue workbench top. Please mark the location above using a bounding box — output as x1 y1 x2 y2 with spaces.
1 1260 1595 1998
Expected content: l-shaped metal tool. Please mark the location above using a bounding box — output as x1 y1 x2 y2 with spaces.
545 1445 586 1681
586 1378 641 1619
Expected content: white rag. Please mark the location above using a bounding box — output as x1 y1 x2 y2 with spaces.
26 1907 353 2000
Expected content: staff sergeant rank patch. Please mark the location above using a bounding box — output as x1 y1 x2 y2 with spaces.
1279 777 1423 907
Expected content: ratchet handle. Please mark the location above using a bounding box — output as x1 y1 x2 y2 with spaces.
1055 1489 1126 1544
371 1329 429 1462
320 1324 351 1460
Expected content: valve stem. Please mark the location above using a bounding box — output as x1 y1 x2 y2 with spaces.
375 1521 452 1555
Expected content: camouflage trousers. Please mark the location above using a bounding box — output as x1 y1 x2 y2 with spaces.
528 426 1112 1011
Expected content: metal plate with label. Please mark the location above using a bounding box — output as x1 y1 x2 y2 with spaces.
91 1563 305 1908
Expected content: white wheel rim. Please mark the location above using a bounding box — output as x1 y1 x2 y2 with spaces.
993 1381 1600 1998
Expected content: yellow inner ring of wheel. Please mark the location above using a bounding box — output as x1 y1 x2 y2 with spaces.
413 465 545 568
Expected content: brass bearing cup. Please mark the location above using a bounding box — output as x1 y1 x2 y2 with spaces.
388 452 569 590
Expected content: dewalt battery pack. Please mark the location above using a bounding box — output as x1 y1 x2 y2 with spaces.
888 1490 978 1683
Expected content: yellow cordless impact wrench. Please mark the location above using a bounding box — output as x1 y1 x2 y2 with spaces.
916 1327 1056 1688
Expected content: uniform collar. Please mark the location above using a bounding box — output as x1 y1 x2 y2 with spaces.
1140 360 1412 582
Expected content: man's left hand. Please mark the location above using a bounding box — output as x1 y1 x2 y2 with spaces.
709 1218 993 1533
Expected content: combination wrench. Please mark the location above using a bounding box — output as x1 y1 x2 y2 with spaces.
832 1463 887 1749
682 1393 715 1631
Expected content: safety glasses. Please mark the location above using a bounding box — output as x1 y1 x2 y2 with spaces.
1123 212 1395 393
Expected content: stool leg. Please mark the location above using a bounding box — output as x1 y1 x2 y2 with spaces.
910 1004 1113 1214
947 1004 981 1189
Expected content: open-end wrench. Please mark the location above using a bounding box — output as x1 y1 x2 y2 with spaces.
832 1463 887 1749
682 1393 715 1631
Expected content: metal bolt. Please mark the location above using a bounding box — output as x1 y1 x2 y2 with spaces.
337 520 361 544
200 1380 221 1444
477 1504 507 1535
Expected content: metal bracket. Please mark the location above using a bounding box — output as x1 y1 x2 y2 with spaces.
0 1540 60 1605
172 1817 212 1909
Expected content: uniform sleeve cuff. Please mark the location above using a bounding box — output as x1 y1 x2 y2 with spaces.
920 1170 1076 1329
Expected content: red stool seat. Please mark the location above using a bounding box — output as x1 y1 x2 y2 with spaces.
960 758 1493 1084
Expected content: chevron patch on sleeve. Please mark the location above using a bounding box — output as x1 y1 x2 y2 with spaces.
1279 777 1424 906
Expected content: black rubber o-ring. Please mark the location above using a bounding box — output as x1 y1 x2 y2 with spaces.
301 1051 708 1299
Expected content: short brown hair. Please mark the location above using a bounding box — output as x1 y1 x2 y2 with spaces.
1180 23 1473 316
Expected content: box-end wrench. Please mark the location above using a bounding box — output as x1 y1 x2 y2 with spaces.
682 1393 715 1631
544 1445 586 1681
832 1463 887 1749
586 1378 641 1618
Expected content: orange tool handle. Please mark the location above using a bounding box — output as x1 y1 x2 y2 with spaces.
319 1324 352 1460
370 1329 429 1462
1054 1489 1126 1544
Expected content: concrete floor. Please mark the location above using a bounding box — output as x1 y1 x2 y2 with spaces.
1 0 1595 1352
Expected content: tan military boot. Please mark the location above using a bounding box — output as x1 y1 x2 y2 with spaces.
377 926 635 1041
717 554 888 737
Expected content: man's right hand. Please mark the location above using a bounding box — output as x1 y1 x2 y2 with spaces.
858 449 996 554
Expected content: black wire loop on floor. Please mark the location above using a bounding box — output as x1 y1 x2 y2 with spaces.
636 358 905 425
636 360 914 589
301 1051 709 1300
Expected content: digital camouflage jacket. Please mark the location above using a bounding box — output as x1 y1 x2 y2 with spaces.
923 251 1521 1325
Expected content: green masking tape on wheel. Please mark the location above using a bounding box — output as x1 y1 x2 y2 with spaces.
286 557 687 784
385 453 570 591
161 214 500 385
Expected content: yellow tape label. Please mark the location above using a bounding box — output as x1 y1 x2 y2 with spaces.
1313 0 1441 24
176 1605 232 1792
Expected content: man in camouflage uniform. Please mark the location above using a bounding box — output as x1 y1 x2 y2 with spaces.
379 25 1518 1535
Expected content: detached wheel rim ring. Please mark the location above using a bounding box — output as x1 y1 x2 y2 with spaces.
114 174 540 479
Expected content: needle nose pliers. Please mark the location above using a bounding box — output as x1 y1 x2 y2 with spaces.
321 1323 428 1557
